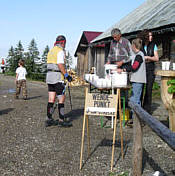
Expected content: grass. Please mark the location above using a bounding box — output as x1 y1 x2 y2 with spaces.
152 82 161 99
3 72 15 76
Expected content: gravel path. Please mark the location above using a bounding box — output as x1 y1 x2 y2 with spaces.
0 74 174 176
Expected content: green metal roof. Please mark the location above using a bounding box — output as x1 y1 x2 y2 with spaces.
92 0 175 43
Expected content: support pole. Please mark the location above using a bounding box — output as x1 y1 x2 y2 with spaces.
80 88 88 169
119 90 124 160
132 113 143 176
111 89 119 172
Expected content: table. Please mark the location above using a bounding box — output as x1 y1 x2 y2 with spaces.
155 70 175 132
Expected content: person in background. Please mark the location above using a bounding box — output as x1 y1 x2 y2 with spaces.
117 38 146 123
138 29 159 114
46 35 72 127
15 59 27 100
1 58 5 73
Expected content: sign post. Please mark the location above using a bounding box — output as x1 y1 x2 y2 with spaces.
80 87 124 171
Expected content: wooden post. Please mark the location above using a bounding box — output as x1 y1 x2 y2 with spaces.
111 89 119 172
80 88 88 170
160 75 175 132
80 114 87 170
132 113 143 176
155 70 175 132
86 115 90 156
118 89 124 160
169 110 175 132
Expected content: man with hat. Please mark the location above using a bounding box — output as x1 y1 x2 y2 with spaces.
45 35 72 127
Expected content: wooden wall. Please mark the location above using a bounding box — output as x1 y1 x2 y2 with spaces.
76 46 105 79
77 53 84 79
94 47 105 78
77 50 89 80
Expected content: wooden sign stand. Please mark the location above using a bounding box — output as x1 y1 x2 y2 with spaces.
80 87 124 172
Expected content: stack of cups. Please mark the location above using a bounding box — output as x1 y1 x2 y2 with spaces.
173 63 175 70
84 74 90 82
162 61 170 70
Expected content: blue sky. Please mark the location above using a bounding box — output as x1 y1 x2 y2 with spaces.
0 0 145 67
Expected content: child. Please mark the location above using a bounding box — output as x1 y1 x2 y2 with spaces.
15 59 28 100
117 38 146 123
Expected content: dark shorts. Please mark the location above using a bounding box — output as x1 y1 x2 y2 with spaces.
48 82 65 95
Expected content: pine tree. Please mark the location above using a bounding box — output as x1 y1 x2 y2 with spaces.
6 41 24 73
65 51 73 69
24 51 32 74
6 46 15 72
41 45 49 73
14 41 24 68
25 39 40 75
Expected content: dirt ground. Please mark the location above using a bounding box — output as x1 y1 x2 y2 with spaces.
0 74 174 176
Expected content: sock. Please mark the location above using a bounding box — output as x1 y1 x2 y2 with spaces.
58 103 64 120
47 102 54 119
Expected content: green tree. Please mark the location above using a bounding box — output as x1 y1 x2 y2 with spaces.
6 46 15 72
25 39 40 75
65 51 73 69
14 41 24 68
6 41 24 73
40 45 49 73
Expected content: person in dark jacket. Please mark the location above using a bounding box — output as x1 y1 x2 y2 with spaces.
138 29 159 114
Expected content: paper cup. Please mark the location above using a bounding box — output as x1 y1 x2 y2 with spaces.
96 79 103 87
101 79 105 88
166 61 170 70
84 74 90 81
106 80 112 88
89 74 93 82
162 62 166 70
173 63 175 70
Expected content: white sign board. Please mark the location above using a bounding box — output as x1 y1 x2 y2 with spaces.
85 92 117 116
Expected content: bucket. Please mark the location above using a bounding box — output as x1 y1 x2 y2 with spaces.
84 74 90 81
121 108 130 121
173 63 175 70
112 71 128 87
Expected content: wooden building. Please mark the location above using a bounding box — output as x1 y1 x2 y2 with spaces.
74 31 105 79
74 0 175 78
88 0 175 76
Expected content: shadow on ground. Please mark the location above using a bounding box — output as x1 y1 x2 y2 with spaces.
27 96 42 100
65 108 84 121
160 120 169 128
82 138 131 169
152 102 160 112
0 108 14 115
142 148 167 175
